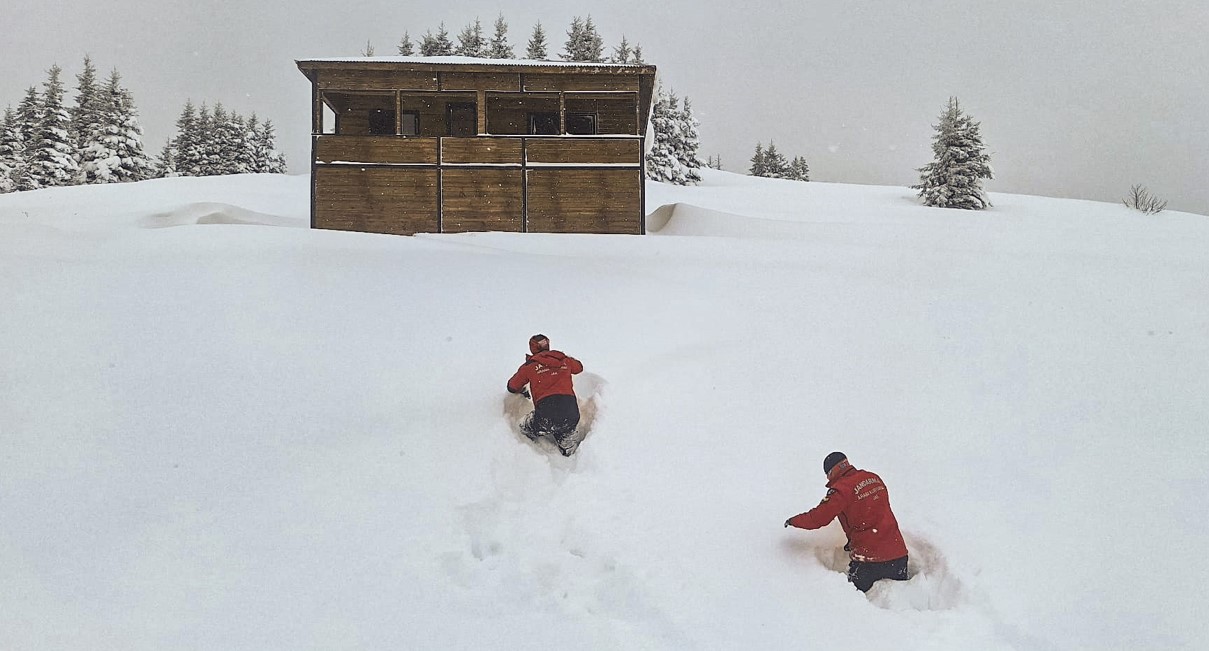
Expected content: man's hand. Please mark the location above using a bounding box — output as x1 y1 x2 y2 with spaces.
784 518 793 529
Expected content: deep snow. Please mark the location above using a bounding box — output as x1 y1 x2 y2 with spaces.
1 171 1207 650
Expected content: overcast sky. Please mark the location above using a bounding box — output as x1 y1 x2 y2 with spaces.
5 0 1207 214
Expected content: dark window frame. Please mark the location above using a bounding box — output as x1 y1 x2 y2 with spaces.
400 111 420 136
528 111 598 135
446 102 477 136
367 108 396 135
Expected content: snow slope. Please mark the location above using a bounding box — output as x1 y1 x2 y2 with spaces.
1 171 1206 650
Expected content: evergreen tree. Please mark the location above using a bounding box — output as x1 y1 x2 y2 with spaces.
15 87 41 148
526 22 549 59
645 87 686 184
612 36 632 64
78 69 152 183
488 13 514 59
154 140 176 177
749 142 766 177
252 119 287 173
397 32 415 56
171 100 203 176
561 16 605 62
26 65 79 188
455 18 486 57
631 45 645 64
913 97 993 209
789 156 811 182
361 40 375 57
70 55 104 156
207 102 239 175
428 23 454 56
11 89 41 190
677 96 703 184
582 16 606 63
0 107 21 193
763 141 788 179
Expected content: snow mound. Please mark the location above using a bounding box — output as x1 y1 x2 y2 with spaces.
139 202 300 229
647 202 813 239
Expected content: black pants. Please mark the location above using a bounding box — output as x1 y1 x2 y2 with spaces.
522 394 580 442
848 555 909 592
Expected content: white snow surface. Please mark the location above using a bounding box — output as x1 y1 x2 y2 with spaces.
2 170 1207 650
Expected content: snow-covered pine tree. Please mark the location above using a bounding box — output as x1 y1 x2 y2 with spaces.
612 36 632 64
455 18 486 57
631 45 645 64
645 87 687 184
397 32 415 56
206 102 236 175
70 55 104 160
154 140 175 178
12 88 41 190
561 16 605 62
488 14 514 59
526 22 549 59
677 96 703 185
0 107 21 193
193 102 216 175
749 143 766 176
170 100 203 176
581 16 606 63
912 97 993 210
361 40 375 57
431 23 454 56
252 119 287 174
26 65 80 188
229 112 256 174
79 69 153 183
763 141 788 179
789 156 810 182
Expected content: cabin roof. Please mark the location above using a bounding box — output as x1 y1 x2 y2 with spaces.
296 55 656 76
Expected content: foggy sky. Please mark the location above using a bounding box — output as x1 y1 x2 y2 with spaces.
4 0 1207 215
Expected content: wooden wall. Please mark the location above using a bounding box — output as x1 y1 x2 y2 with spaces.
313 167 438 235
526 168 643 234
441 169 524 233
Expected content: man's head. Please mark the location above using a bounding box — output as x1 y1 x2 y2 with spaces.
823 451 850 479
529 334 550 355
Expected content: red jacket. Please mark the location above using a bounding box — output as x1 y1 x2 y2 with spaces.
507 350 583 405
787 466 908 563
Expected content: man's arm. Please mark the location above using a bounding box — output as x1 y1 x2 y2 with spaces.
564 354 583 374
507 364 531 394
785 488 850 530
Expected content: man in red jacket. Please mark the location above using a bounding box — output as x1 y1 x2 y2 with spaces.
784 452 909 592
507 334 584 456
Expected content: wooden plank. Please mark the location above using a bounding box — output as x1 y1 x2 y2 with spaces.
441 72 522 92
524 74 640 92
313 167 439 235
525 138 642 165
440 138 523 165
525 168 642 234
441 169 524 233
317 69 438 91
315 136 438 164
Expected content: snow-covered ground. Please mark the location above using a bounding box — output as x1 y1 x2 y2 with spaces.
2 171 1206 650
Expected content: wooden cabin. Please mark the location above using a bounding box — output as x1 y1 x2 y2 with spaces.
295 56 658 235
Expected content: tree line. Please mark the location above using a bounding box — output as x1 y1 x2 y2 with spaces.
384 13 644 63
0 56 286 194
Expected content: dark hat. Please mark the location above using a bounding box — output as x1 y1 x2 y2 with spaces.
823 451 848 475
529 334 550 354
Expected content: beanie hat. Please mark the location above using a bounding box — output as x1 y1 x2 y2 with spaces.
529 334 550 355
823 451 848 475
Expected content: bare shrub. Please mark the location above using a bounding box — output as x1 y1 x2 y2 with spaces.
1123 184 1168 215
